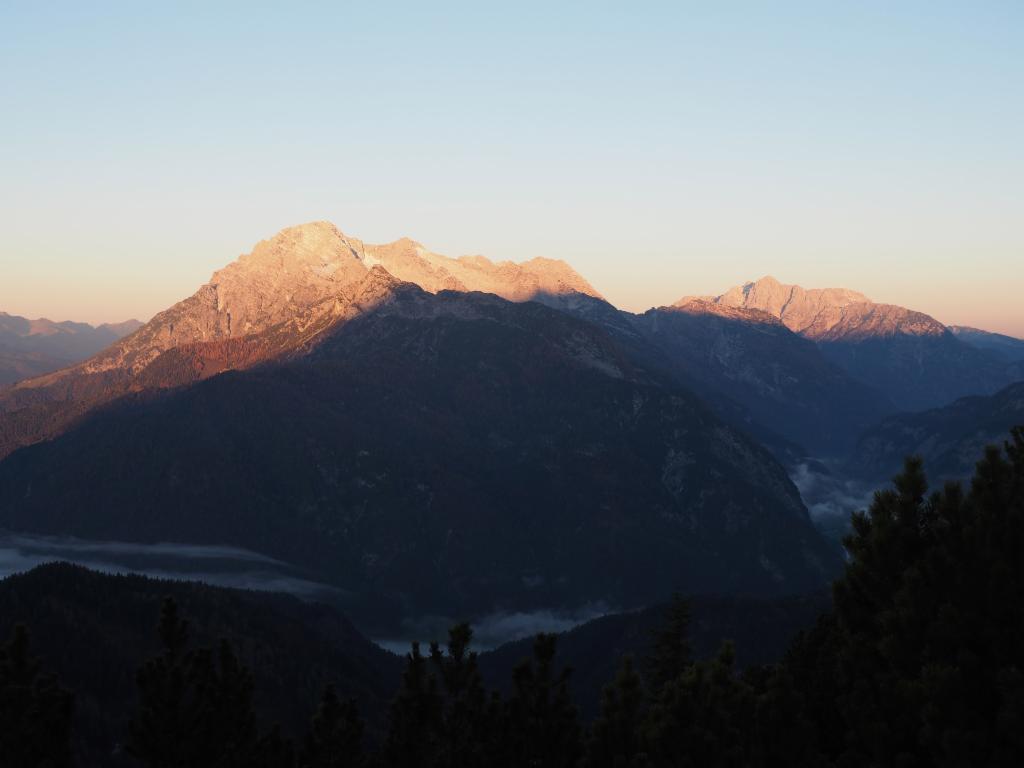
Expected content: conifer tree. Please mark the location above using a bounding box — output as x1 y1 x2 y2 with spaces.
190 640 260 767
644 594 691 692
257 725 297 768
300 685 363 768
501 633 582 768
127 597 265 767
428 623 490 768
383 641 443 768
127 598 196 767
584 655 647 768
0 624 74 768
642 641 754 768
781 429 1024 765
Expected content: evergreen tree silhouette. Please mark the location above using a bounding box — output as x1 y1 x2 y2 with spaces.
383 641 443 768
427 623 491 768
300 685 363 768
127 597 265 767
190 640 260 767
126 598 195 767
779 428 1024 765
0 624 74 768
584 655 647 768
644 594 691 692
642 641 754 768
257 724 297 768
501 633 582 768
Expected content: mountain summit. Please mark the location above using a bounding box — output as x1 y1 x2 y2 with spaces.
0 222 603 458
678 275 945 340
677 276 1018 410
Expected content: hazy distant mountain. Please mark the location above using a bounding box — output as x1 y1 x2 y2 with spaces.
849 381 1024 482
0 273 840 633
950 325 1024 363
681 276 1018 411
0 311 141 386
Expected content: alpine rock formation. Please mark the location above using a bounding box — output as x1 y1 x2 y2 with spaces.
679 276 1021 411
0 222 602 459
0 222 841 634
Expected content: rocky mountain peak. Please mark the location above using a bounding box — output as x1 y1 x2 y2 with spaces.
361 239 603 303
678 277 897 337
5 222 606 399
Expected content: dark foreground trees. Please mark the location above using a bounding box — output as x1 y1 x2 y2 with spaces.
2 428 1023 766
0 624 74 768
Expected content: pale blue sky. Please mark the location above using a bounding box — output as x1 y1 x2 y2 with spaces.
2 1 1022 334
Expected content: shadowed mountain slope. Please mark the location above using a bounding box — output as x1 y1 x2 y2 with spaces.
0 283 841 634
0 223 601 459
632 301 893 456
850 383 1024 483
950 325 1024 363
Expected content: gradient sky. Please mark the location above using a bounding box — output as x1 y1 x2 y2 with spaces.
2 1 1022 335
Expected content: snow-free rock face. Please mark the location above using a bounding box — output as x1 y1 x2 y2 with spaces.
680 276 870 336
677 276 1018 412
0 222 602 458
678 276 945 340
363 237 603 303
16 222 601 382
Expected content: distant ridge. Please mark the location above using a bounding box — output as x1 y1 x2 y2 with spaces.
676 276 1019 411
950 325 1024 363
677 275 941 340
0 311 142 386
850 382 1024 482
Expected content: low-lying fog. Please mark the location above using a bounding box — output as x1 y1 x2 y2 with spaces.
789 461 876 542
0 531 610 652
2 464 870 652
0 531 340 600
374 603 614 655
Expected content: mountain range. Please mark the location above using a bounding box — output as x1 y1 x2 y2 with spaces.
0 223 844 634
0 222 1020 634
0 312 141 386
